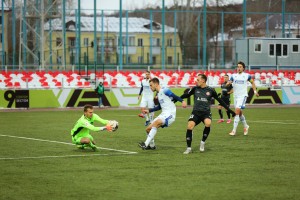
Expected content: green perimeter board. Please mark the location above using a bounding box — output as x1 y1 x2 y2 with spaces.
0 88 282 108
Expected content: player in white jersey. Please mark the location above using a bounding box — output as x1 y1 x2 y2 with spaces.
138 77 187 150
227 61 259 136
138 71 155 126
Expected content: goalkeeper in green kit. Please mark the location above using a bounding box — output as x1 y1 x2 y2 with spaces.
71 104 113 151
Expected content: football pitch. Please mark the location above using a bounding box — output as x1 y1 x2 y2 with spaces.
0 106 299 200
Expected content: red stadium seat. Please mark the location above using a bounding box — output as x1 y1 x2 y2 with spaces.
83 82 90 88
14 82 21 88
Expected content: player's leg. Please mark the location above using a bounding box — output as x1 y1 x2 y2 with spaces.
183 113 199 154
200 117 212 152
147 98 155 123
80 135 97 151
217 104 224 123
139 97 150 125
239 99 249 135
226 108 231 123
145 113 175 147
230 96 246 135
139 116 163 149
225 99 231 123
72 135 96 150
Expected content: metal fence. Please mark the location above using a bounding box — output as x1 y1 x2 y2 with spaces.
1 0 300 71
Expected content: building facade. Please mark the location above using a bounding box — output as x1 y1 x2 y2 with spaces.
44 16 182 69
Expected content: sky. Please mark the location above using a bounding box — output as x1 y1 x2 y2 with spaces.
81 0 244 12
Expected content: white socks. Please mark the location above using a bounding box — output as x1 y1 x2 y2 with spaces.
145 127 157 146
240 115 248 128
233 114 248 132
233 115 240 132
145 114 149 121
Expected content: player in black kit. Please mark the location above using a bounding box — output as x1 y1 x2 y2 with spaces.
180 74 235 154
217 74 233 124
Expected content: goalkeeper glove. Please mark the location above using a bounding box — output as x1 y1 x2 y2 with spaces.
105 124 113 132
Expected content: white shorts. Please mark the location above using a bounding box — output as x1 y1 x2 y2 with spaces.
153 112 176 128
234 96 247 109
140 96 154 108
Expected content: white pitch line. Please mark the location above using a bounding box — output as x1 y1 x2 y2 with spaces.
245 120 298 125
0 152 137 161
0 134 138 154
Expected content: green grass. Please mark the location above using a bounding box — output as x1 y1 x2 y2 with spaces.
0 106 299 200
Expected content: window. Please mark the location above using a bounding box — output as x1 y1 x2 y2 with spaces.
119 36 135 46
292 44 299 53
128 36 135 46
84 38 89 47
138 38 143 47
57 56 62 64
97 37 114 52
138 56 144 64
0 33 2 43
0 16 2 25
269 44 274 56
152 38 160 46
167 38 173 47
127 56 131 64
276 44 281 56
282 44 288 56
68 38 75 47
56 38 62 47
254 43 261 52
271 44 288 57
152 56 156 64
167 56 172 64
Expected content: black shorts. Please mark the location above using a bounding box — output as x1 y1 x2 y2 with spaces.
188 111 212 126
218 97 230 107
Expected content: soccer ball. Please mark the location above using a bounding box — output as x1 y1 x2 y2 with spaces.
109 120 119 132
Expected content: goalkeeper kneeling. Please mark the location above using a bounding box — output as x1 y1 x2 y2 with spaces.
70 104 114 151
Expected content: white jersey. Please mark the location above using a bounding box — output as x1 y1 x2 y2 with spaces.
141 79 153 97
230 72 251 97
157 87 176 115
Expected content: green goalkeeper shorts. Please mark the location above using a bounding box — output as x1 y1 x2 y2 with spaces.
72 134 94 145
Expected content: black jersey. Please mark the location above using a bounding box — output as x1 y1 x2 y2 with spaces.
181 86 233 114
220 81 233 99
181 86 218 113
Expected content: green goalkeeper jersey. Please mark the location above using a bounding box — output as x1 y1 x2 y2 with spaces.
71 113 109 138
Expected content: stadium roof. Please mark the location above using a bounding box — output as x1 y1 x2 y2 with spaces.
44 16 177 33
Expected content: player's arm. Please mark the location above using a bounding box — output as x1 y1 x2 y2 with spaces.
228 87 233 95
249 76 259 97
93 113 109 125
138 82 143 99
226 77 233 85
164 88 187 108
83 116 112 132
147 104 161 113
212 89 235 117
93 114 114 131
180 87 195 99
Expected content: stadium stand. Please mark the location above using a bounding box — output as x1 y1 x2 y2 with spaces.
0 70 300 89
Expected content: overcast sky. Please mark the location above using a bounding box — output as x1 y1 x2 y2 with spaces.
81 0 243 12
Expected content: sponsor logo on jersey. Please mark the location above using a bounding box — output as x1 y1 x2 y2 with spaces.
235 80 245 84
197 97 208 102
